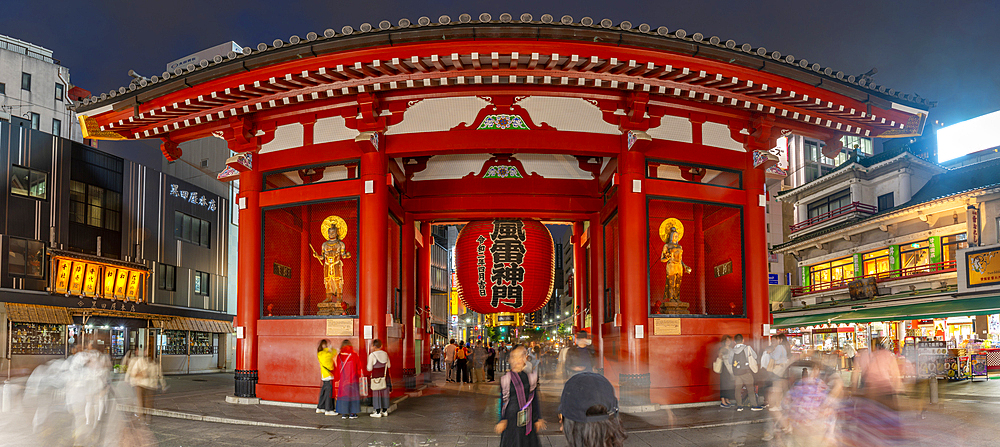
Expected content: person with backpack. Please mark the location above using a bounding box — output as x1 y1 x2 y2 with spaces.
494 346 546 446
725 334 763 411
455 340 470 383
430 344 442 372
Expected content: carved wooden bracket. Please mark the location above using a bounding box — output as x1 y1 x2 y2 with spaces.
822 137 845 159
160 136 182 162
403 157 430 181
599 92 663 131
223 116 276 153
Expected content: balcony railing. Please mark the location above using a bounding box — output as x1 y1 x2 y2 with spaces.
791 260 957 297
790 201 877 233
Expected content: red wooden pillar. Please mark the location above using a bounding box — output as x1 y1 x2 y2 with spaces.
299 207 311 316
589 214 605 367
402 214 416 387
418 222 433 380
235 167 262 397
359 148 389 363
744 162 769 339
617 147 650 405
572 221 586 331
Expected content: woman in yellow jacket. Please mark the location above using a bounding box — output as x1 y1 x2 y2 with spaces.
316 339 337 415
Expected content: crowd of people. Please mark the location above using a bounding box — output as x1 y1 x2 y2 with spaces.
712 333 909 446
2 342 162 445
313 331 621 447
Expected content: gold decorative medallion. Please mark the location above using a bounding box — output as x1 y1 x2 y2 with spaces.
659 218 684 242
320 215 348 241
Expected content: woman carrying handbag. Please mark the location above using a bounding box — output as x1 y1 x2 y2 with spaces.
367 339 391 417
334 339 363 419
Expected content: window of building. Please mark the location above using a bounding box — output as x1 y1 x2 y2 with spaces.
8 237 44 278
174 211 211 247
810 257 855 289
52 119 61 138
10 165 47 200
0 83 5 95
807 189 852 219
69 180 121 231
942 233 968 263
863 249 891 277
901 240 929 270
158 263 176 291
194 271 210 295
841 135 874 157
21 73 31 91
29 113 39 130
54 83 64 101
877 193 894 212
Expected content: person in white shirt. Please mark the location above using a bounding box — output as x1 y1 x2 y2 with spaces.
443 339 458 382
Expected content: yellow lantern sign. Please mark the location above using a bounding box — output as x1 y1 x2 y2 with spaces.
82 264 100 296
126 271 142 301
54 259 72 294
114 269 129 299
103 267 118 298
68 262 86 295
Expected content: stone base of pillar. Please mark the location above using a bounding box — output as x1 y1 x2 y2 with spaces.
420 363 431 385
403 368 417 390
235 370 258 398
618 373 651 406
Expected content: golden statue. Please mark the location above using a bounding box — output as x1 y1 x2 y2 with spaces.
659 218 692 313
311 216 350 314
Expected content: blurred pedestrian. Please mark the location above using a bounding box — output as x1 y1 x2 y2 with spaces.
842 341 856 371
495 346 546 446
725 334 762 411
558 372 626 447
498 342 509 372
444 339 457 382
712 335 735 408
126 347 164 423
486 342 497 382
472 341 488 383
366 339 390 417
564 331 596 377
316 339 337 415
781 362 835 447
334 339 363 419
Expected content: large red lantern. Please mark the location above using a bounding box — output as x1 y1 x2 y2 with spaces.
455 220 555 314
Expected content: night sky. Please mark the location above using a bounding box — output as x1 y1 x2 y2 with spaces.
5 0 997 127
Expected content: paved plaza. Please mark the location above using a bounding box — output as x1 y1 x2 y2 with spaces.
3 369 995 446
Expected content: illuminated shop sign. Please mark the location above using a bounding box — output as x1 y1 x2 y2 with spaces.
169 184 218 211
967 247 1000 287
52 256 148 302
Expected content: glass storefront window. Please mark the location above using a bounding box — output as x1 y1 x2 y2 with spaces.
942 233 968 263
160 330 188 355
810 257 854 289
863 249 891 277
262 198 359 317
901 240 929 270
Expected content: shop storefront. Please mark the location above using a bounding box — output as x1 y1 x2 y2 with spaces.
151 318 231 374
3 302 232 376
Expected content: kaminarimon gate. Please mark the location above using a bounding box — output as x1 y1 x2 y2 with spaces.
76 13 928 405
